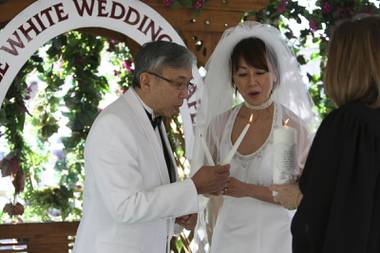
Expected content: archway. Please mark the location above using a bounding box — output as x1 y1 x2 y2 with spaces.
0 0 202 153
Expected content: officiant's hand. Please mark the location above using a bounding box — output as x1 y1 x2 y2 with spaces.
192 165 230 194
223 177 248 198
175 213 197 230
270 183 302 210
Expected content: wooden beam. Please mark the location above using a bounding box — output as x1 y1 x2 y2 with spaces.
0 222 79 253
0 0 268 32
0 0 269 65
146 6 244 32
146 0 267 12
0 0 37 23
144 0 269 32
0 222 79 238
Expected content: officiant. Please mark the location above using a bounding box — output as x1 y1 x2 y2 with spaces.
290 15 380 253
72 41 230 253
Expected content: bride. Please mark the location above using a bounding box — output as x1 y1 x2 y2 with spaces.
191 21 319 253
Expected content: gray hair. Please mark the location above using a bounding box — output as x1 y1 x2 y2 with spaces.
132 41 195 88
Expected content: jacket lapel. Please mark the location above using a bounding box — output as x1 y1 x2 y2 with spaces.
159 123 178 181
122 89 170 184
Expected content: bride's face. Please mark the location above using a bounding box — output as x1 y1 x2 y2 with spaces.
232 57 276 106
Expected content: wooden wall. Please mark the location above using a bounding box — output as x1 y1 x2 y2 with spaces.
0 0 268 65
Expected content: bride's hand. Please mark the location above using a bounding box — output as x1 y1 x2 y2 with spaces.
223 177 248 198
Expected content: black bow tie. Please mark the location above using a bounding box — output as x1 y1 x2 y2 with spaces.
145 110 162 129
144 109 175 183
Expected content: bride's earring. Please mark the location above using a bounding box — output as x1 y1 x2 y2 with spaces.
232 82 238 96
272 73 278 89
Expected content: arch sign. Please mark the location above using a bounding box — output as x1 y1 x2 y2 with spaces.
0 0 202 157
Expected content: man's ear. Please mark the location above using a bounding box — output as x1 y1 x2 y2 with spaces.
139 72 152 92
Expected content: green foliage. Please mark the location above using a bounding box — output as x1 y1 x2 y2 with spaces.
247 0 380 118
59 32 109 149
107 39 134 91
23 186 76 221
0 55 45 220
0 31 133 222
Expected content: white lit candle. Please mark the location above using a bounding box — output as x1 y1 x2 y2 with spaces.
222 113 253 165
273 119 297 184
200 134 215 166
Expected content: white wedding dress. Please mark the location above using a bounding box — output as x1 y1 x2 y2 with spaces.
206 103 311 253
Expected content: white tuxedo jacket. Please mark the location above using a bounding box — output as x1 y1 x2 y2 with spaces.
73 89 199 253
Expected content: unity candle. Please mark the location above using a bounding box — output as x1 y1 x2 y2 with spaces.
222 113 254 165
273 119 297 184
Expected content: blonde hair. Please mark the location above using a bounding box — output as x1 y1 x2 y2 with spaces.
324 15 380 107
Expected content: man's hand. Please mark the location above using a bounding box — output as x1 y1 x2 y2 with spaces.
191 165 230 194
175 213 197 230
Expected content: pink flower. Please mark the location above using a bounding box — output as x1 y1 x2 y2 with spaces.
277 5 286 13
0 154 21 177
12 169 25 194
25 85 33 100
277 0 288 14
163 0 174 7
193 0 205 10
322 2 332 15
107 39 117 52
122 60 133 73
2 202 24 217
14 202 24 216
309 20 318 32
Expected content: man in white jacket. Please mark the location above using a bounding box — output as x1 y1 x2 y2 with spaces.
73 41 230 253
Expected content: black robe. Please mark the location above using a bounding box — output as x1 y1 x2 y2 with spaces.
292 102 380 253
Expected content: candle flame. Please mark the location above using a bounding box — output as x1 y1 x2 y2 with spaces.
249 113 254 123
283 118 290 127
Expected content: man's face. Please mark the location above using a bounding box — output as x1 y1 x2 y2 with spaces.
149 66 193 117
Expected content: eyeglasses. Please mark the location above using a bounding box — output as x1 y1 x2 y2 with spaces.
146 71 195 91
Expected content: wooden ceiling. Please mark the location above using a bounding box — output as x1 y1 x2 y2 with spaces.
0 0 269 65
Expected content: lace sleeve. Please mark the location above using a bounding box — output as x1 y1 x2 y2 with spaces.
205 110 232 164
